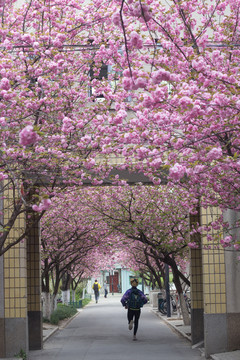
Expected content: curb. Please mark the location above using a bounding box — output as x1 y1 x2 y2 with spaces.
59 309 82 329
209 351 240 360
43 326 59 342
43 309 82 343
151 308 192 342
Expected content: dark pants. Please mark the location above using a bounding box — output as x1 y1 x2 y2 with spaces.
94 291 99 302
127 309 141 335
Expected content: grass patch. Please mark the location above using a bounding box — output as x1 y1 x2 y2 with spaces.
48 299 91 325
82 298 91 307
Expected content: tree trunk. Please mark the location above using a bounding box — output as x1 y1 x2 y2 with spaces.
62 289 70 305
72 289 76 302
42 292 57 320
82 288 86 299
166 256 191 325
178 292 190 325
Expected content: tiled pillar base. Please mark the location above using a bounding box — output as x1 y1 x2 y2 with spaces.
227 313 240 350
189 210 204 347
4 318 28 358
0 319 5 358
191 308 204 345
27 209 42 351
204 313 227 357
28 311 43 350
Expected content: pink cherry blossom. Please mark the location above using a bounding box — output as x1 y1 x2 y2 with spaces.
0 77 10 90
0 117 6 126
32 198 52 212
129 31 143 49
169 163 186 181
207 147 223 161
220 235 233 248
188 242 199 249
112 11 121 26
19 125 38 147
135 77 147 89
152 69 172 84
122 77 133 90
0 173 7 181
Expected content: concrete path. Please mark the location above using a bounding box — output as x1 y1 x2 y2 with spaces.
29 294 203 360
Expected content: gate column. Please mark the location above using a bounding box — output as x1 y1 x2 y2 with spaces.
0 183 28 358
189 209 204 346
201 207 240 357
27 210 43 350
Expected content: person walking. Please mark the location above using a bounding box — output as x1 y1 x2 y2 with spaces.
120 278 148 341
103 281 108 298
92 279 101 303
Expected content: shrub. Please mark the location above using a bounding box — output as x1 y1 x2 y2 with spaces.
42 317 50 323
50 312 60 325
76 287 83 300
82 298 91 307
50 304 77 325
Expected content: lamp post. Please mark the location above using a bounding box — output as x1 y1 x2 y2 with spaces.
141 273 144 293
165 263 171 317
112 269 114 295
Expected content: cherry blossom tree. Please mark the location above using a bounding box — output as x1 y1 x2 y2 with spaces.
40 190 134 317
39 180 194 321
72 184 193 324
1 0 240 258
41 191 103 317
0 0 128 254
99 0 240 251
124 241 166 290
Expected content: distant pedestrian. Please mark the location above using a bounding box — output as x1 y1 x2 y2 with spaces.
120 278 148 341
92 279 101 303
104 281 108 298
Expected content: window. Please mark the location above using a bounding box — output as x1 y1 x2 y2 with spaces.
89 63 108 100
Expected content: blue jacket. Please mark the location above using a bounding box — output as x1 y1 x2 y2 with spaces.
121 287 148 309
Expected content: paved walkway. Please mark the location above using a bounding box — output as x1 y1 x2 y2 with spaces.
31 294 240 360
151 311 240 360
29 294 203 360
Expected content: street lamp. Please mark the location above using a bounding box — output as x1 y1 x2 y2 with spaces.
140 273 144 293
112 269 114 295
165 264 171 317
